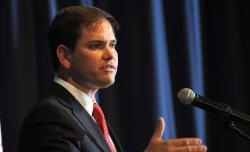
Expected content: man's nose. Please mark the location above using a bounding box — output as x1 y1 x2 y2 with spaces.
102 47 116 61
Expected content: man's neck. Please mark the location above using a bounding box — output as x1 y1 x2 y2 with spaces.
56 72 98 99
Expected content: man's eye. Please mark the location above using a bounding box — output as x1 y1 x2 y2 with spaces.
110 43 116 48
89 43 100 49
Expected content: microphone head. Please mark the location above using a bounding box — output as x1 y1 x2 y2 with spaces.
177 88 195 105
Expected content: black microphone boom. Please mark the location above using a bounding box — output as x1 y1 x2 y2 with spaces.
177 88 250 126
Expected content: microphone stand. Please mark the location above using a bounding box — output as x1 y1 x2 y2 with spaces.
224 121 250 140
218 103 250 141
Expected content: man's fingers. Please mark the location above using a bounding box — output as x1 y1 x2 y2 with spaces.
152 117 165 139
173 145 207 152
164 138 207 151
165 138 202 147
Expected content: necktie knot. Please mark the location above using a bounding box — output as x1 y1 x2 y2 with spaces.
93 103 105 120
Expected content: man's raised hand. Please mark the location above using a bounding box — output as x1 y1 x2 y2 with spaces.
145 117 207 152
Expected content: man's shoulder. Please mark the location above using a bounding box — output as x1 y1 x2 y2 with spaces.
19 94 85 136
35 95 64 109
23 95 71 122
18 95 86 152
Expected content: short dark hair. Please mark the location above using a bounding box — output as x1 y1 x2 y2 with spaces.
48 5 119 71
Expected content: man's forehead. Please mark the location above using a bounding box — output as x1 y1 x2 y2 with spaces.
80 20 116 41
82 18 112 31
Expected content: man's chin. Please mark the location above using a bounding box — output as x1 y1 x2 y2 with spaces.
95 77 115 89
101 80 115 88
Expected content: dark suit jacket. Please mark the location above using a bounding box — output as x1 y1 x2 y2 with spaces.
18 82 123 152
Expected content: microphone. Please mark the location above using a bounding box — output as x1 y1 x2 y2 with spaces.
177 88 250 125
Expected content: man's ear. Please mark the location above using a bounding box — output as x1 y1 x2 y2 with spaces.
56 44 72 70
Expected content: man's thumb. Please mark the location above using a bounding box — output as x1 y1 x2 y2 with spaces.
152 117 165 139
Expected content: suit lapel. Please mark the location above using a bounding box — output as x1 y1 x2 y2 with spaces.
107 123 124 152
50 82 111 152
71 100 112 152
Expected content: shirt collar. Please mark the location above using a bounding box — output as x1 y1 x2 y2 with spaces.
54 76 94 115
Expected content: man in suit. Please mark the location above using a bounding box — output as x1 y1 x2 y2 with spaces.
18 5 207 152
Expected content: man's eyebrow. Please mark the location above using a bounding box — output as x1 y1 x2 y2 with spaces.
88 39 117 43
111 39 117 43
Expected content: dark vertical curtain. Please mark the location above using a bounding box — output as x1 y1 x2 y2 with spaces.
201 1 250 151
0 0 249 152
